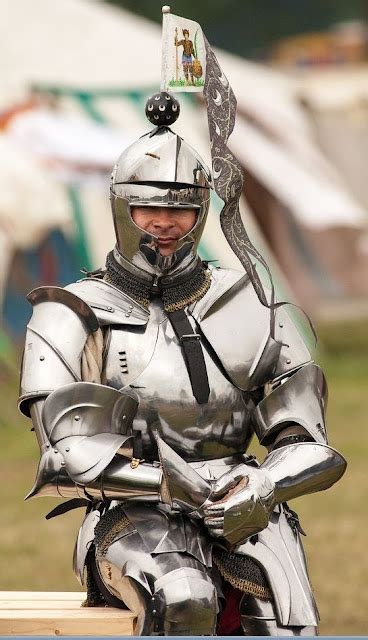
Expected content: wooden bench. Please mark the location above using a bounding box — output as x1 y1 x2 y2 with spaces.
0 591 136 636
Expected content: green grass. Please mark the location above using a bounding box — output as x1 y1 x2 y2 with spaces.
1 320 367 634
168 78 204 87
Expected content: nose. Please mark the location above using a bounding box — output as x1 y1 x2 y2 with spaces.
152 208 175 231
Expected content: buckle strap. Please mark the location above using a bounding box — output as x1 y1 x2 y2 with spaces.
168 308 210 405
180 333 201 341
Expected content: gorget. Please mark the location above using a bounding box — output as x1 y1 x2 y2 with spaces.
104 249 211 312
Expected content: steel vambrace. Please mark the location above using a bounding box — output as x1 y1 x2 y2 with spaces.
202 441 346 546
49 456 162 502
261 441 347 503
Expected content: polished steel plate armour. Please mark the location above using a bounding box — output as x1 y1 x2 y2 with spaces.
19 265 346 633
104 297 252 462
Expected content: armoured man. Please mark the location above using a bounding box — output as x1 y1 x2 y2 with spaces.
19 91 346 635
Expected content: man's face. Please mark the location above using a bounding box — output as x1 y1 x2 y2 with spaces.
131 206 196 256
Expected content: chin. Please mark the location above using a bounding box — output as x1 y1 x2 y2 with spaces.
158 244 177 257
158 249 175 257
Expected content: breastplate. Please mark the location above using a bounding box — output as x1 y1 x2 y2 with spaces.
104 299 254 461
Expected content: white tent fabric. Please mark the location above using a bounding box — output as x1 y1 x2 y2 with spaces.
298 66 368 110
0 135 71 248
0 0 161 108
230 117 367 229
7 107 137 169
295 66 368 215
0 133 71 312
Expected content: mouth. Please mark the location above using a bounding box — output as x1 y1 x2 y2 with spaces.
157 237 177 245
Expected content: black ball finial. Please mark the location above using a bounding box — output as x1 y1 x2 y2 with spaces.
145 92 180 127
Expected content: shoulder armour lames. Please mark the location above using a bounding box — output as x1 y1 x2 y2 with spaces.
65 278 149 326
19 286 99 416
191 268 312 391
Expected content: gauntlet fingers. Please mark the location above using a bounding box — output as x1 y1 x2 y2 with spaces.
204 515 224 527
204 515 224 538
202 502 225 516
207 528 224 538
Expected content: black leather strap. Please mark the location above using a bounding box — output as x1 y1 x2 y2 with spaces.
272 434 314 451
168 308 210 405
133 429 143 459
45 498 89 520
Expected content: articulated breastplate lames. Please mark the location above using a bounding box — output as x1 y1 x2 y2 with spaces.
104 299 253 461
65 267 311 462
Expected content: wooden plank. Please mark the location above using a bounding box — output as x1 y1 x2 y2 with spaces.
0 600 87 610
0 592 136 636
0 610 135 619
0 617 134 636
0 610 135 636
0 591 85 601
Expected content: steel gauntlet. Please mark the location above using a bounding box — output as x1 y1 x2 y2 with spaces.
203 464 275 545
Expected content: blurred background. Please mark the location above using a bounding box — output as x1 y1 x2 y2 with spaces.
1 0 367 635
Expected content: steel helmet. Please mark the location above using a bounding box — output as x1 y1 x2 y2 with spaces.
110 124 212 278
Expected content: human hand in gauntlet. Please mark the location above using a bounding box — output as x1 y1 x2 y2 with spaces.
202 464 275 545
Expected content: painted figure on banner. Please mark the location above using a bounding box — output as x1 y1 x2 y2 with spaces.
174 27 203 85
162 11 205 91
19 7 346 637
